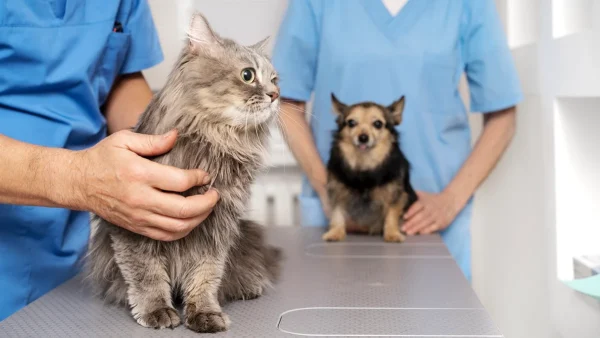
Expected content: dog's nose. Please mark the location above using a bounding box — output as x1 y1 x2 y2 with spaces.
358 134 369 144
266 91 279 102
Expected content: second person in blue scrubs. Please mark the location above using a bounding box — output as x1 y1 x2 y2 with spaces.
272 0 523 281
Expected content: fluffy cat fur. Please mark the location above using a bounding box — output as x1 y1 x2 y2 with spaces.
85 13 282 333
323 94 418 242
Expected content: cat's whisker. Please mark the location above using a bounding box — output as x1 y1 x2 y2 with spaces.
274 118 291 173
281 104 305 114
275 117 291 146
278 100 319 119
253 113 260 150
244 107 250 145
277 110 309 132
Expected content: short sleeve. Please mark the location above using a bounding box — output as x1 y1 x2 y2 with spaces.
271 0 321 102
119 0 164 75
463 0 523 113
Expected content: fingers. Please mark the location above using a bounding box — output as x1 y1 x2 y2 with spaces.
145 162 212 192
402 210 434 235
138 211 212 241
147 188 220 219
404 201 424 219
402 210 424 232
136 226 180 242
123 188 220 241
132 191 218 241
419 224 440 235
119 129 178 157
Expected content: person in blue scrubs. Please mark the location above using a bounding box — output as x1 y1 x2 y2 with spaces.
0 1 219 321
272 0 522 281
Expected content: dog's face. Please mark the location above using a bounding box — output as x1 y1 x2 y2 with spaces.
331 94 405 152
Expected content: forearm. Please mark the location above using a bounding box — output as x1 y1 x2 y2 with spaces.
0 135 81 208
279 99 328 195
444 106 517 211
103 72 154 134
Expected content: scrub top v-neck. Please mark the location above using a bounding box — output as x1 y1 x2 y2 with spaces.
272 0 523 281
381 0 409 17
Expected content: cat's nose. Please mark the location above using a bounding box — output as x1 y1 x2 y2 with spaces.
266 91 279 102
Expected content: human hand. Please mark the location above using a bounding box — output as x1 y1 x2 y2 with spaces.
401 191 460 236
71 129 219 241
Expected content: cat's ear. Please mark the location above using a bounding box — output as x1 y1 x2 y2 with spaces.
187 12 222 53
331 93 347 117
387 96 405 125
249 36 271 54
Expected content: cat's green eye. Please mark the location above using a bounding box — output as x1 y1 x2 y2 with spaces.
241 68 256 83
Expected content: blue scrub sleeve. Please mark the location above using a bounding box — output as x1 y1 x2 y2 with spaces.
119 0 164 74
463 0 523 113
271 0 321 102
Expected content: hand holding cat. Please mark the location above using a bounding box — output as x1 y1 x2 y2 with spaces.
71 129 219 241
401 191 461 235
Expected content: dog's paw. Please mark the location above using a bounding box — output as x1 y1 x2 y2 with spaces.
322 228 346 242
136 307 181 329
384 230 405 243
185 311 230 333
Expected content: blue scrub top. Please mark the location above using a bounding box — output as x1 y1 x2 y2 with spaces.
272 0 523 281
0 0 163 321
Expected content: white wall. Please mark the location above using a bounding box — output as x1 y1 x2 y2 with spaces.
144 1 600 337
471 1 600 338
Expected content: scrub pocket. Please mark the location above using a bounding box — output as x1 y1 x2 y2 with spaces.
421 50 460 114
96 31 131 105
421 50 470 145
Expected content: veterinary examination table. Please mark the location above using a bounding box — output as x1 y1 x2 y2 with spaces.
0 227 503 337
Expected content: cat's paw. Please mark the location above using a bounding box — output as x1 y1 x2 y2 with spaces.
185 311 230 333
322 228 346 242
136 307 181 329
243 285 264 300
383 230 405 243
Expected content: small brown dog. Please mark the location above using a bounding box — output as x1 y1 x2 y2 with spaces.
323 94 417 242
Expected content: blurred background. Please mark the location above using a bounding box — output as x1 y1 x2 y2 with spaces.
143 1 600 337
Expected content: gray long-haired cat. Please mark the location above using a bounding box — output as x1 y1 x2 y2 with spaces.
85 13 282 333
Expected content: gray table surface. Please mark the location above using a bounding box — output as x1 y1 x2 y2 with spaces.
0 227 503 337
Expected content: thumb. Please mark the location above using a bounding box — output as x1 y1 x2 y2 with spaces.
123 129 178 157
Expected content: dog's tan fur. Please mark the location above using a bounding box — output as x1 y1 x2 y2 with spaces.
336 106 395 171
324 176 409 242
324 95 413 242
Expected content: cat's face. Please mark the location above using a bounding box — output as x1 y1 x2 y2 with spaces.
182 13 280 128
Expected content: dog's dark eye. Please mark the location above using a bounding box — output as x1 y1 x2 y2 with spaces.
347 119 357 128
373 120 383 129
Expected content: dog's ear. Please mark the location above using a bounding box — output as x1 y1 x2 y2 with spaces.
331 93 347 117
387 96 405 125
